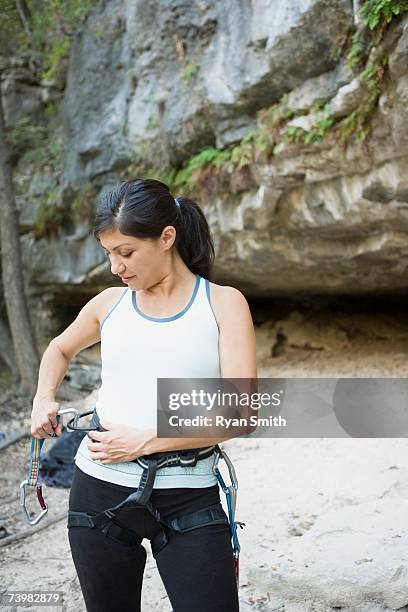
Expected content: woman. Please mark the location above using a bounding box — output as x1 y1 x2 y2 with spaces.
31 178 257 612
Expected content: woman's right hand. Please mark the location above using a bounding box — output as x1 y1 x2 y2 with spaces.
31 396 62 439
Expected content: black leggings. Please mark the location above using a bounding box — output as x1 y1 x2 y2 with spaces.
68 466 239 612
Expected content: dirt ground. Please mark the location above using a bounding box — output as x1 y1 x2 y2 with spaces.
1 309 407 611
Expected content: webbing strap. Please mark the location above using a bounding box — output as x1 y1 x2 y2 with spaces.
68 504 229 548
27 437 44 486
68 511 95 528
163 503 229 533
105 459 159 512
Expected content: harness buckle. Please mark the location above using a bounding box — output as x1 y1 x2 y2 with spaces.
179 452 198 467
159 454 180 467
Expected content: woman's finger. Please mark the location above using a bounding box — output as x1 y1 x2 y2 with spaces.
32 425 54 439
89 451 108 461
87 440 103 451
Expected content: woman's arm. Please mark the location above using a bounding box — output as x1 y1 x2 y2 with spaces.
31 289 117 438
217 285 257 379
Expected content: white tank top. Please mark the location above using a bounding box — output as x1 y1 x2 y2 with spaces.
75 274 220 488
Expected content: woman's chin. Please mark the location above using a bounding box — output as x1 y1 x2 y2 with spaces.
128 276 141 289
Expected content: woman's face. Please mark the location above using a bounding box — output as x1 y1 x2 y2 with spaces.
99 228 175 290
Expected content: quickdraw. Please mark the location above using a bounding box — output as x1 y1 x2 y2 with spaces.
19 408 93 526
212 445 246 587
19 437 48 526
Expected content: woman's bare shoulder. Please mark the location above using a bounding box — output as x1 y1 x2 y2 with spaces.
93 286 127 325
207 281 250 327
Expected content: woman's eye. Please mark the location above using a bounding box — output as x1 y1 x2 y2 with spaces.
122 253 133 258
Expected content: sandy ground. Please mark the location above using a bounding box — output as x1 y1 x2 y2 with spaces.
0 310 407 611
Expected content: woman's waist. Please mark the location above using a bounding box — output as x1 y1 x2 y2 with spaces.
89 407 217 462
75 435 218 477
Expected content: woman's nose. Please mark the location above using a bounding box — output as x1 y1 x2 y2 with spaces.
111 260 126 275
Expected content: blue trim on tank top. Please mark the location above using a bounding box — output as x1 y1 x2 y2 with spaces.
131 275 201 322
204 278 218 328
100 287 128 331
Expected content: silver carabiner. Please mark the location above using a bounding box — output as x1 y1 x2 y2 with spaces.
19 480 48 526
58 408 95 432
212 445 238 491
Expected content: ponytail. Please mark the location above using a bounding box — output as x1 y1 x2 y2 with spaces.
174 197 215 280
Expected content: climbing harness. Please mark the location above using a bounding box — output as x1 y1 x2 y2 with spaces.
21 408 245 585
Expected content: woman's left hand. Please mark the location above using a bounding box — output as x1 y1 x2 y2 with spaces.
87 420 155 464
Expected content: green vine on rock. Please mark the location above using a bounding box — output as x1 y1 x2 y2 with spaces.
0 0 99 86
34 198 73 240
283 116 335 146
337 52 388 141
9 118 67 171
182 63 199 84
71 184 98 224
359 0 408 30
33 182 97 239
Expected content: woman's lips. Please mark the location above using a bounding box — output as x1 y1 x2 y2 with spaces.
121 276 135 283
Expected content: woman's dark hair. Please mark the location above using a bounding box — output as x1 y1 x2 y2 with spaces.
93 178 215 280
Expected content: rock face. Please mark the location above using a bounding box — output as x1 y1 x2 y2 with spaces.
213 156 408 296
62 0 353 182
5 2 408 297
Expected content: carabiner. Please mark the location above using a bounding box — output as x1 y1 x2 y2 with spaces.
212 445 238 493
59 408 96 432
19 479 48 526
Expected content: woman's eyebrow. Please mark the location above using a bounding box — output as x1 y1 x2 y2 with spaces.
101 243 133 252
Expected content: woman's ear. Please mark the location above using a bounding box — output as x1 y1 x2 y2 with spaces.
160 225 177 250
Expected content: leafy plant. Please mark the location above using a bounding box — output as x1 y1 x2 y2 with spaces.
10 119 67 171
0 0 99 85
146 115 159 131
34 198 73 239
8 119 48 154
41 37 70 84
337 53 388 140
359 0 408 30
182 63 199 83
347 30 366 68
71 184 98 223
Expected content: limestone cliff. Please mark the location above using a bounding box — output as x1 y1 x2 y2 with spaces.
2 1 408 310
